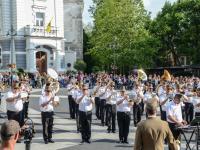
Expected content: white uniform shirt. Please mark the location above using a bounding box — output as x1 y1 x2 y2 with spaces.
6 91 23 112
67 84 74 95
106 90 117 105
116 96 131 112
143 92 153 103
77 94 93 112
39 95 54 112
193 96 200 113
93 86 100 97
166 101 183 123
99 86 107 99
159 94 171 111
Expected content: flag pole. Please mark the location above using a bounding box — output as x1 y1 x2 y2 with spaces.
54 0 58 71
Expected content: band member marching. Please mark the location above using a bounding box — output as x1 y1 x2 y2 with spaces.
39 86 59 144
130 83 144 126
6 83 24 127
73 82 83 133
5 83 24 143
116 87 133 144
93 80 101 120
105 83 117 133
76 85 94 144
67 81 76 119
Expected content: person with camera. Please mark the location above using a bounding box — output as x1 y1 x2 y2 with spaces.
39 86 56 144
76 85 94 144
0 120 20 150
116 87 133 144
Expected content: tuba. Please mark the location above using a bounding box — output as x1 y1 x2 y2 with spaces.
47 68 60 95
161 69 171 81
138 69 147 81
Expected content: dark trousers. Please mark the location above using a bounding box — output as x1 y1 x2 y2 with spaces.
195 112 200 117
79 110 92 141
100 99 106 125
23 101 29 118
41 111 54 141
184 102 194 123
117 111 130 142
68 95 75 119
168 122 180 140
133 103 141 126
75 103 81 132
106 104 116 132
95 97 100 119
7 110 23 127
161 110 167 121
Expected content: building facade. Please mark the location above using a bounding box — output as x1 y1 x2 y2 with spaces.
0 0 83 73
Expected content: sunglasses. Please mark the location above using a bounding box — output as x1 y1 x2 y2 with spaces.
45 90 51 92
83 89 88 90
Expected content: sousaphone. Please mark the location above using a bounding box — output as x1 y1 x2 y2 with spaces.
138 69 147 81
47 68 60 107
161 69 171 81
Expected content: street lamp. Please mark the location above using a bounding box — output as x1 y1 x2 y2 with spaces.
7 25 16 86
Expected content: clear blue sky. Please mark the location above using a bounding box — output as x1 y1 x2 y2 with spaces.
83 0 177 25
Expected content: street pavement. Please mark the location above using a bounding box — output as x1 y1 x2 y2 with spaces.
0 88 197 150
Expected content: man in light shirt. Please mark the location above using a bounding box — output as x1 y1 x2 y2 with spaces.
76 85 94 144
193 88 200 117
39 86 57 144
116 88 133 144
6 83 23 127
167 94 187 144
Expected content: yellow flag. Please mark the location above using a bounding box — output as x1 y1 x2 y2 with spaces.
46 18 53 33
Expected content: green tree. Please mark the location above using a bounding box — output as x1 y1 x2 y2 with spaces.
89 0 156 73
74 59 87 72
150 0 200 66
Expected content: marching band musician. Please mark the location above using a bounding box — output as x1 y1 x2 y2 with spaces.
72 82 83 133
193 87 200 117
92 80 101 120
5 83 23 143
159 85 173 121
20 80 31 119
99 81 109 126
184 84 194 123
105 83 117 133
39 86 59 144
166 93 187 149
76 85 95 144
143 84 159 118
116 87 133 144
6 83 23 127
66 81 76 119
130 83 144 127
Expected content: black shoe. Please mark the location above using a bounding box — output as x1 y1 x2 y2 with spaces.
107 130 111 133
44 140 48 144
112 131 116 133
86 139 91 144
48 139 55 143
124 141 129 144
116 140 123 144
80 140 85 144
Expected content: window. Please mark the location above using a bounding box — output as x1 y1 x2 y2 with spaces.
36 12 44 26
